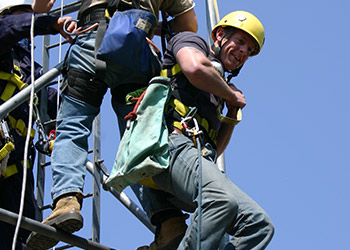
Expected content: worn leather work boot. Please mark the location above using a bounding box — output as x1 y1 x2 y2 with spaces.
26 194 83 250
137 214 189 250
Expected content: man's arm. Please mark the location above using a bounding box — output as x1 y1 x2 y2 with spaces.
215 106 239 155
154 9 198 36
169 9 198 33
176 47 246 109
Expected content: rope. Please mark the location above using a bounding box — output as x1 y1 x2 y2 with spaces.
193 118 203 250
124 88 147 130
11 12 36 250
180 112 203 250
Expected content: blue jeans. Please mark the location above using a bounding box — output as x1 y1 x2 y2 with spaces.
50 29 134 200
153 133 274 250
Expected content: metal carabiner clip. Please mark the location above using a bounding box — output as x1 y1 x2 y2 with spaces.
63 19 99 36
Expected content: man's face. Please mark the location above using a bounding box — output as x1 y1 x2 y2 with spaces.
219 29 256 71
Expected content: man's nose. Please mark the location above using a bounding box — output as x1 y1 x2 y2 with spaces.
240 44 250 57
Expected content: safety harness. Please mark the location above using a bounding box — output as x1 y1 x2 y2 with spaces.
160 62 242 146
0 63 36 179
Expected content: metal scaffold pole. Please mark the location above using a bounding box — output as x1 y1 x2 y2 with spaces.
205 0 226 173
0 62 63 120
205 1 230 248
0 208 114 250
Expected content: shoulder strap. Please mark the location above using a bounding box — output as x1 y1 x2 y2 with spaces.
131 0 140 9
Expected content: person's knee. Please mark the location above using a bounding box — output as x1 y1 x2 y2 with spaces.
204 190 239 219
252 209 275 243
261 212 274 242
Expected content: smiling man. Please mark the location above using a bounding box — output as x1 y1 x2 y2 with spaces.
138 10 274 250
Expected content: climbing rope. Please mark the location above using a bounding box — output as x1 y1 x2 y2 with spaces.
11 11 36 250
180 109 203 250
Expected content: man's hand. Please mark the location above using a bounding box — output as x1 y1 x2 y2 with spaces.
226 83 246 109
32 0 56 13
52 16 77 44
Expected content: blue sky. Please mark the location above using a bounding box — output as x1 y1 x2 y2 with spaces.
33 0 350 249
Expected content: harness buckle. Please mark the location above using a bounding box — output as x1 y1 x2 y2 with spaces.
180 107 204 147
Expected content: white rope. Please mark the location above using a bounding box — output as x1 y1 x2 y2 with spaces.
11 11 36 250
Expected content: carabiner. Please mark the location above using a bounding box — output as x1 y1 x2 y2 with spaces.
63 19 99 36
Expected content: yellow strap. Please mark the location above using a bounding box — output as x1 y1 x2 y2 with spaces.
168 98 219 141
160 63 182 78
0 71 27 90
138 177 160 190
0 71 29 102
1 82 17 102
8 115 35 139
218 108 242 125
0 141 15 161
3 160 31 179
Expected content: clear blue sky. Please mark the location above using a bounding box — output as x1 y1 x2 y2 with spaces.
33 0 350 249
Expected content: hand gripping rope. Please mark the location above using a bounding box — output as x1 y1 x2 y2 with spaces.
180 107 203 250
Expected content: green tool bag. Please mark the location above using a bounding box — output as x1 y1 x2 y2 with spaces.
106 76 172 192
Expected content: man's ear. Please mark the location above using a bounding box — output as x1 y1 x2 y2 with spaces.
215 27 226 42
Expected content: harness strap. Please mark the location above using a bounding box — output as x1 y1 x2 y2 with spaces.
160 63 182 78
167 98 219 144
1 160 31 179
0 141 15 162
8 115 35 139
0 71 28 102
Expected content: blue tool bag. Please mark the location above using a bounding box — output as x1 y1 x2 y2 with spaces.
96 9 161 88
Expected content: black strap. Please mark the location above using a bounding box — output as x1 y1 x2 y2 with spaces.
94 16 108 82
131 0 140 9
161 11 168 55
107 0 120 16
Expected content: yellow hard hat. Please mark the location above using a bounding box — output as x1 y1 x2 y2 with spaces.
211 10 265 56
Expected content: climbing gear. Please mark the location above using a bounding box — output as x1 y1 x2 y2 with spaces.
35 129 55 156
1 160 31 179
0 119 15 176
63 19 99 36
26 194 83 250
0 71 28 102
161 61 241 145
0 69 36 139
211 10 265 56
106 77 172 192
0 66 36 176
179 111 203 250
63 68 108 107
34 104 55 156
137 214 189 250
95 6 161 88
0 0 32 14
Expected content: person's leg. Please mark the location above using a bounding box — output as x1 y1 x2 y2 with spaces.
153 133 274 250
111 97 188 249
0 165 36 250
50 94 100 200
222 185 274 250
27 29 107 250
26 94 100 250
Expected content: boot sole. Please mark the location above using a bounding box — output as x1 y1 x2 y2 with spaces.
26 212 83 250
